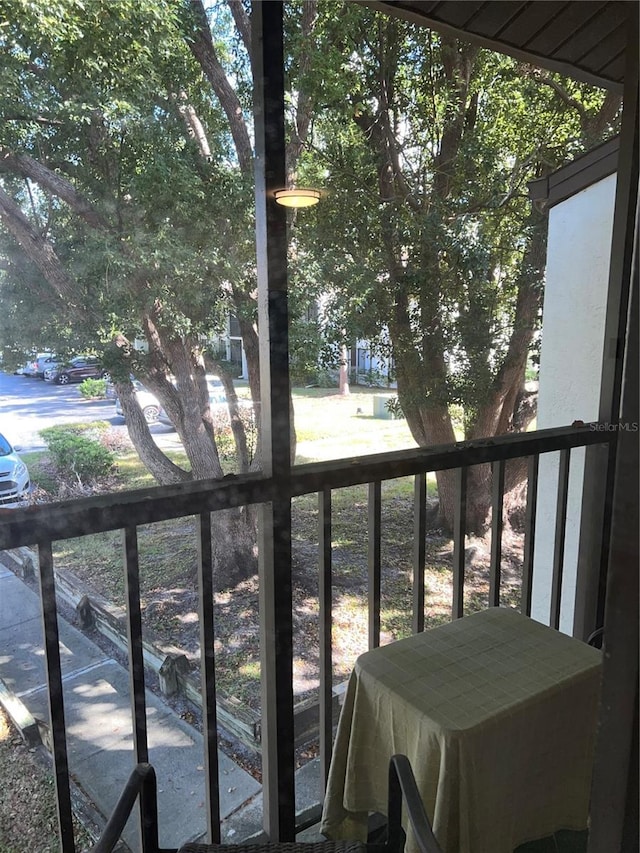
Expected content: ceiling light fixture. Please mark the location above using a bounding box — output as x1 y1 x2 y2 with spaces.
274 188 321 208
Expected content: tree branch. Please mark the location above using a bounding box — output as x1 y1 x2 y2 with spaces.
285 1 318 181
471 211 546 440
0 184 90 315
3 113 63 126
530 69 586 116
185 0 253 173
582 90 622 143
433 37 479 201
378 101 422 211
173 90 212 160
0 149 109 230
226 0 251 58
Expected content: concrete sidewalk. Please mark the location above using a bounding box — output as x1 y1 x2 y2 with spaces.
0 562 267 850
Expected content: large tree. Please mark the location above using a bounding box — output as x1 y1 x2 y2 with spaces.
292 6 621 531
0 0 321 448
0 0 619 548
0 0 322 581
0 0 260 580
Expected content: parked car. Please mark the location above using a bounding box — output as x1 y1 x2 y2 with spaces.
35 353 60 378
0 432 30 507
48 356 106 385
23 352 58 378
115 380 161 424
21 358 39 378
157 378 253 429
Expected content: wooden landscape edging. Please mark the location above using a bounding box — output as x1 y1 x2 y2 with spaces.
9 547 343 755
53 562 261 749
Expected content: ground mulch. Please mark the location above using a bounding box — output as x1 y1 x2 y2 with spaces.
49 488 525 714
0 709 93 852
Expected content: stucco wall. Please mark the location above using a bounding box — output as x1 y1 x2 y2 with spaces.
531 173 616 632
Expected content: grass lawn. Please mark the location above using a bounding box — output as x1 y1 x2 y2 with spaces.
293 387 418 462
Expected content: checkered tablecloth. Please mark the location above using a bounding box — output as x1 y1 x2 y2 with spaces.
321 607 602 853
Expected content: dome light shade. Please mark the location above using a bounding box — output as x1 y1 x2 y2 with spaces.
274 188 321 208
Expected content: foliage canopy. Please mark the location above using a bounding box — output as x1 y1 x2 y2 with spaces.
0 0 620 530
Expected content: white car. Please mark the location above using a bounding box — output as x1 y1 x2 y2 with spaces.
0 433 30 507
115 380 161 424
24 352 58 378
115 375 235 427
157 378 253 428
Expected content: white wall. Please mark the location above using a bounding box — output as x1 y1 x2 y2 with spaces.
531 173 616 632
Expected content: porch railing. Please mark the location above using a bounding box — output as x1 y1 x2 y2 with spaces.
0 422 614 851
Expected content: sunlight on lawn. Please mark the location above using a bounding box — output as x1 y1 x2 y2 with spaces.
293 389 417 463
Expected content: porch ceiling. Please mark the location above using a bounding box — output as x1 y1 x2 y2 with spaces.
364 1 630 93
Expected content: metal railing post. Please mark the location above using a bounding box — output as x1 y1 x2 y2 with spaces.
412 473 427 634
368 480 382 649
452 467 468 619
197 512 221 842
38 540 76 853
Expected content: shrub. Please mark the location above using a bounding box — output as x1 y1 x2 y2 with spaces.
99 427 132 453
78 378 107 398
215 428 237 462
385 397 405 419
210 407 258 467
40 424 115 483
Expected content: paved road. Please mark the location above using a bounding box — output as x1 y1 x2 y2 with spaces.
0 370 179 452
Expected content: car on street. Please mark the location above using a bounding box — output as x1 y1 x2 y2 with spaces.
115 380 161 424
0 432 30 507
23 352 59 378
47 355 106 385
157 378 253 428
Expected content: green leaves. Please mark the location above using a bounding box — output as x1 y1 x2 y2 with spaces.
289 7 618 442
0 0 251 346
0 0 622 462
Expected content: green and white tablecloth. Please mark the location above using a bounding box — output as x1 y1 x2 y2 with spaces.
321 607 602 853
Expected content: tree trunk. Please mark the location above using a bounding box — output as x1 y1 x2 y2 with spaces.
419 410 459 532
350 36 552 536
210 507 258 589
142 317 227 480
115 381 191 484
457 212 547 531
339 344 350 395
185 0 253 173
212 360 251 473
236 311 261 406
